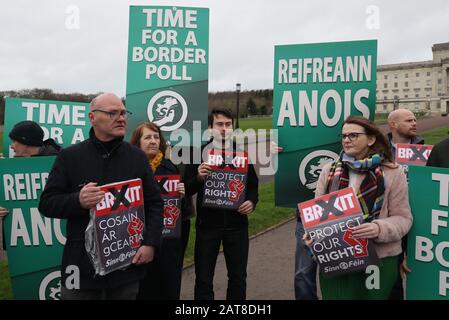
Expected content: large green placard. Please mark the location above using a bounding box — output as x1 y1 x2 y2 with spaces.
126 6 209 145
3 97 90 158
1 157 67 300
273 40 377 207
407 165 449 300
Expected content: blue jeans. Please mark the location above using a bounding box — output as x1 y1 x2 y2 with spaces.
294 219 318 300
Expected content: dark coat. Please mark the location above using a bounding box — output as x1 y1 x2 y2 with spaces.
427 136 449 168
38 129 163 289
387 132 425 160
184 141 259 230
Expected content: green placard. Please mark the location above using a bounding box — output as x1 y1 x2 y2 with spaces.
0 157 66 300
3 97 90 158
126 6 209 145
273 40 377 207
407 165 449 300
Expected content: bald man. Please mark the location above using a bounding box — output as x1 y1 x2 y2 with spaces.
386 108 424 300
387 109 424 157
39 93 163 300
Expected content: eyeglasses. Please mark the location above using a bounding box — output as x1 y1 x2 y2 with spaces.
339 132 366 142
92 109 132 120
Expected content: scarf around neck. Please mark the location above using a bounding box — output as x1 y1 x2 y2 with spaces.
326 152 385 222
149 150 164 173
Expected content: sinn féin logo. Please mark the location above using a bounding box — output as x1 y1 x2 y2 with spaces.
39 271 62 300
147 90 188 131
298 150 339 190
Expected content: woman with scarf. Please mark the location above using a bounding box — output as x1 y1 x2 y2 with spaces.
307 116 413 299
130 122 189 300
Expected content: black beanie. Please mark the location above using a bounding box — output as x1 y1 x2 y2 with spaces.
9 121 44 147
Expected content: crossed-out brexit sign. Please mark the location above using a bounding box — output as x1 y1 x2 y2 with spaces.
298 187 379 277
396 143 433 177
396 144 433 165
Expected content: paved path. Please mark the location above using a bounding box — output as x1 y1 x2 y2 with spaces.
180 219 296 300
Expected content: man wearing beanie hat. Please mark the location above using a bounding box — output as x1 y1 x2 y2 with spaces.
8 120 61 157
1 120 61 252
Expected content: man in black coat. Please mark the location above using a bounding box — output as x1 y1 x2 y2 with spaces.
427 136 449 168
184 108 259 300
38 93 163 300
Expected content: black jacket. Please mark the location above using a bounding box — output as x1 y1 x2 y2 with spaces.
184 141 259 229
38 129 163 289
427 136 449 168
387 132 424 159
37 138 62 156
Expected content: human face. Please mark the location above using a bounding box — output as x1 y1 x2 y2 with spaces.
139 127 160 159
341 123 375 160
11 140 37 157
394 111 417 139
89 94 128 141
210 114 233 142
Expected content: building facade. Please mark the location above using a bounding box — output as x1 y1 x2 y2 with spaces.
376 42 449 115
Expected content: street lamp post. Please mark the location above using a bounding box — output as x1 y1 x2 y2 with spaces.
236 83 241 129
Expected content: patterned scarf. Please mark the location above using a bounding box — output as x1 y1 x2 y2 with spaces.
149 150 164 173
326 152 385 222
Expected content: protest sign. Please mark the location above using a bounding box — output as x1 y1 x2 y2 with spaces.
155 174 182 239
202 149 248 210
407 165 449 299
126 6 209 144
395 143 433 176
0 157 67 300
273 40 377 207
298 187 378 277
85 179 145 276
3 97 90 157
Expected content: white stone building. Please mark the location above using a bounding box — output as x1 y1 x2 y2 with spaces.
376 42 449 115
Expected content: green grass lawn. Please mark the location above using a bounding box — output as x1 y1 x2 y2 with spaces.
0 260 12 300
421 124 449 145
238 117 273 131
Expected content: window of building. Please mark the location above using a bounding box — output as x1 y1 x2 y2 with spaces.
437 102 441 109
427 71 431 77
394 95 399 99
394 82 398 88
384 96 387 100
416 72 420 77
405 95 408 98
383 105 387 111
405 81 408 87
415 94 419 98
438 78 442 85
384 83 388 88
405 73 408 78
384 75 388 80
426 80 431 86
394 74 398 79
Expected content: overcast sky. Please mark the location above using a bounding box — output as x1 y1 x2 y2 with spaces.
1 0 448 96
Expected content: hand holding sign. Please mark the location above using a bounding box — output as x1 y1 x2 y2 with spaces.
132 245 155 265
79 182 105 209
351 222 380 239
238 200 254 215
176 182 185 197
0 206 8 218
198 162 211 181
